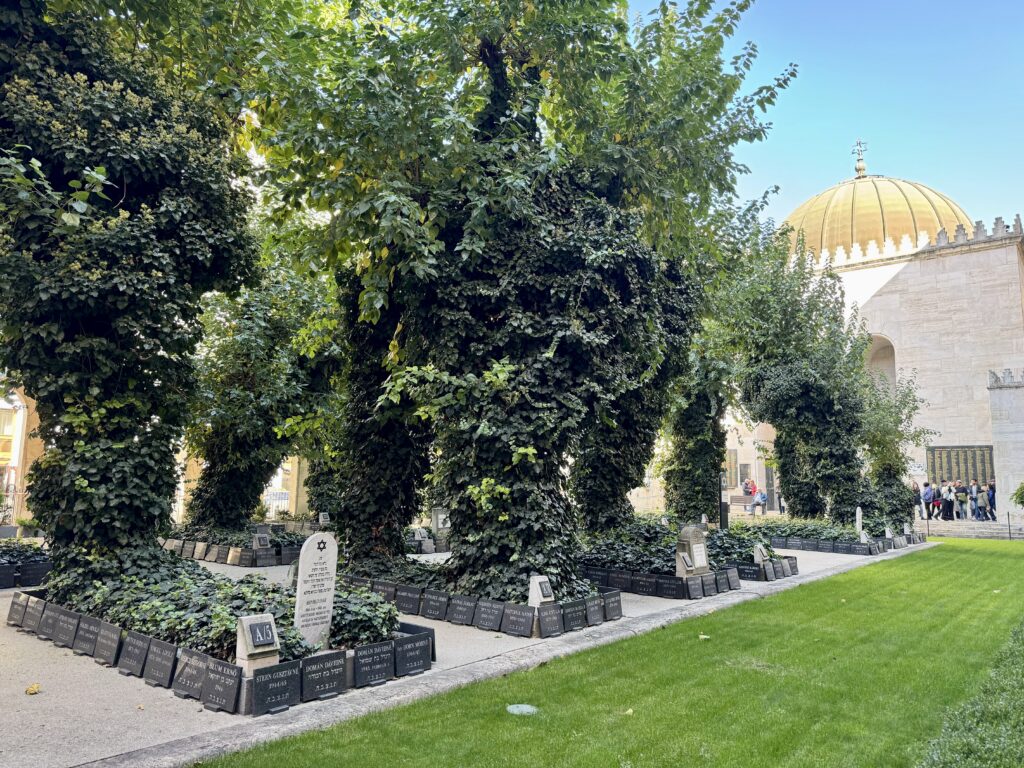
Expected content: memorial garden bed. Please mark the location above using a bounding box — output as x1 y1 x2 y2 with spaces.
2 546 437 716
0 539 53 588
160 524 310 568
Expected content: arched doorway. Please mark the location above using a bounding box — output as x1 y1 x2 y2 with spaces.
867 335 896 386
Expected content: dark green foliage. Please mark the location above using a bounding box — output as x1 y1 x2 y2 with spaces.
741 517 860 542
172 523 307 550
46 546 396 660
0 2 256 553
704 524 775 566
0 538 49 565
920 619 1024 768
343 555 449 591
859 468 917 537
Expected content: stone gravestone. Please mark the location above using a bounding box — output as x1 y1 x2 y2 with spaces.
445 595 478 626
527 575 556 607
93 622 123 666
252 660 302 716
143 639 179 688
499 604 536 638
72 616 101 656
300 650 347 701
172 649 209 700
117 631 151 677
6 592 29 626
236 614 280 676
561 599 587 632
537 603 564 638
21 597 45 633
36 603 59 640
202 658 242 713
353 640 395 688
293 533 338 649
752 544 769 564
584 595 605 625
421 589 450 621
395 585 423 615
394 633 432 677
472 599 505 632
676 526 711 577
52 608 81 648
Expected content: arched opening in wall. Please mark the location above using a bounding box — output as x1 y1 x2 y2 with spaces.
867 335 897 389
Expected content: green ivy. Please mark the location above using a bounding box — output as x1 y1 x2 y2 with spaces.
0 539 49 566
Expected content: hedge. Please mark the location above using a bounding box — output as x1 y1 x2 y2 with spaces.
172 524 308 550
739 518 860 543
0 539 50 566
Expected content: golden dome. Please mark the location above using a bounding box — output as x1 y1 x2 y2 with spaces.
784 163 972 258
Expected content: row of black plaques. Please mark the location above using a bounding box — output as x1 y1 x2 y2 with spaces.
6 590 434 717
727 556 799 582
160 538 302 568
768 534 927 556
340 575 623 639
0 559 52 589
581 566 742 599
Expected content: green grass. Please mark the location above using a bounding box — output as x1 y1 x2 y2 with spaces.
203 540 1024 768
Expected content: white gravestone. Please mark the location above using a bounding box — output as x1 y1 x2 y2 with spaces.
676 526 710 576
293 533 338 649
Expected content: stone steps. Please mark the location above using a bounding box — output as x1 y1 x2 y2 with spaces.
918 519 1024 540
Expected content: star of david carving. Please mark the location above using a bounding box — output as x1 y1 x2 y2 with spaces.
317 540 327 552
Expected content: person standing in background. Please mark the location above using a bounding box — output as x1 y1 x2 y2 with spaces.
921 482 933 520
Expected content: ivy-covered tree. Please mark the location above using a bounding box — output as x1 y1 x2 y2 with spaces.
0 2 256 554
185 259 334 529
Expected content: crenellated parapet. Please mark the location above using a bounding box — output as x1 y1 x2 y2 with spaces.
988 368 1024 389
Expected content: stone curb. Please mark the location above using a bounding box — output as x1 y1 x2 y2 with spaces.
78 542 937 768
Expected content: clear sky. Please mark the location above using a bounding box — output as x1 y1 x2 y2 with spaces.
630 0 1024 226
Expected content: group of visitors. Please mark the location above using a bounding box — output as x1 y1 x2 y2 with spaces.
742 478 769 515
912 480 997 521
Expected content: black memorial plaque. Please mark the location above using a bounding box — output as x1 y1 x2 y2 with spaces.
631 573 658 596
726 567 741 591
202 658 242 713
345 575 372 589
0 564 15 589
193 542 208 561
395 585 423 615
248 620 276 648
354 640 395 688
499 603 535 638
685 576 704 598
561 599 587 632
172 649 209 699
53 607 81 648
801 539 819 552
655 575 688 599
21 597 45 633
421 590 450 621
762 562 776 581
254 548 277 567
279 545 301 565
6 592 29 626
600 588 623 620
700 573 718 596
773 561 787 580
537 603 564 638
226 547 242 566
816 539 834 553
162 538 180 552
93 621 122 666
780 559 793 578
117 631 151 677
180 541 196 559
835 541 853 555
785 556 799 575
143 639 178 688
472 599 505 632
445 595 478 625
607 570 632 591
394 633 432 677
770 536 788 549
237 549 256 567
372 580 398 603
300 650 347 701
714 571 730 592
587 567 611 586
253 660 302 716
399 622 437 662
786 537 802 550
735 563 761 581
584 595 605 625
204 544 220 562
851 543 870 556
868 543 881 556
216 545 230 564
36 602 59 640
19 560 53 586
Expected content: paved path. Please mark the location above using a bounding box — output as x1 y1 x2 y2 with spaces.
0 543 934 768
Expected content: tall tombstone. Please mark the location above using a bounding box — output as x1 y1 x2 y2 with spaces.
293 532 338 649
676 526 710 577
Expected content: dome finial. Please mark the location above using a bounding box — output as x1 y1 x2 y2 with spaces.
852 139 868 178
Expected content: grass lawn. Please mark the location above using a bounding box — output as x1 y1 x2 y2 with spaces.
203 539 1024 768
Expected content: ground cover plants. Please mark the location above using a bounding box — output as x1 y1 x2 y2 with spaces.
171 524 308 550
0 539 49 565
739 517 861 542
202 540 1024 768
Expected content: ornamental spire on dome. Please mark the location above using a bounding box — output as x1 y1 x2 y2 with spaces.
852 139 867 178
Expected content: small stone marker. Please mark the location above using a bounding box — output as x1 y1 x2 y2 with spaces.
252 660 302 716
21 597 44 632
735 562 761 581
204 544 220 562
354 640 395 688
216 546 230 564
143 639 178 688
52 607 81 648
318 511 331 525
395 585 423 615
584 595 605 625
904 522 912 536
631 573 658 596
714 570 730 592
93 621 123 666
371 580 398 603
884 526 894 540
193 541 208 561
421 589 450 621
181 541 196 559
226 547 242 566
118 631 151 677
394 633 432 677
676 525 711 576
752 544 769 564
202 658 242 713
36 603 59 640
726 567 742 590
780 559 793 578
472 599 505 632
6 592 28 626
600 588 623 620
537 603 564 638
293 533 338 649
608 570 632 591
236 614 281 676
561 599 587 632
655 575 688 599
685 575 703 598
855 506 863 534
445 595 478 625
172 649 209 700
528 575 556 607
499 604 536 637
300 650 347 701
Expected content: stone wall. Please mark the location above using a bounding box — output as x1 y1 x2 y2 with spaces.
988 369 1024 524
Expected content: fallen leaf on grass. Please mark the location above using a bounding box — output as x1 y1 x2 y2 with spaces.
993 590 1002 594
620 708 634 716
25 683 41 695
698 634 711 640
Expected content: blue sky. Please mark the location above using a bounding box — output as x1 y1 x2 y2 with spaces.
629 0 1024 225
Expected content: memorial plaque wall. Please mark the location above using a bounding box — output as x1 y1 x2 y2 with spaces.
202 658 242 713
354 640 395 688
300 650 347 701
473 599 505 632
252 660 302 716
